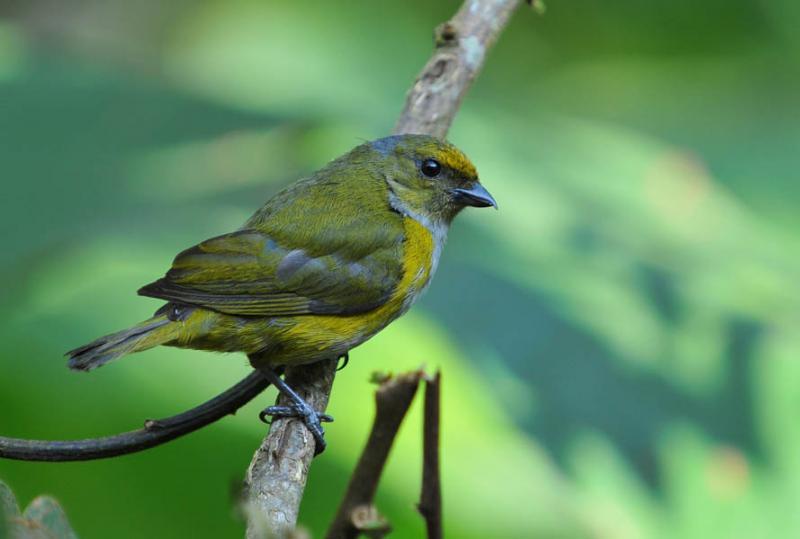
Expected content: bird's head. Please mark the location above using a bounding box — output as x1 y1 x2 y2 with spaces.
369 134 496 225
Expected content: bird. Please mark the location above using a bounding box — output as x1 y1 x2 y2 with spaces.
66 134 496 451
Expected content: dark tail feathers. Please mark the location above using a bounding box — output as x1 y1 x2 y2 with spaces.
67 315 173 371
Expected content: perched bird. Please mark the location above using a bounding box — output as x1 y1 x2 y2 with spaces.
67 134 496 450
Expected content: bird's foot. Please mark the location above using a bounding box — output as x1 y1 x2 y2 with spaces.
255 364 338 455
259 402 333 454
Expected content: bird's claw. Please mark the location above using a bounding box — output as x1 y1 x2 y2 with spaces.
336 352 350 371
259 402 334 455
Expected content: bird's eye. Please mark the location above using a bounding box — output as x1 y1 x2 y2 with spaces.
420 158 442 178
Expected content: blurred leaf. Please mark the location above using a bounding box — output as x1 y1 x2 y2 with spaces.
1 481 78 539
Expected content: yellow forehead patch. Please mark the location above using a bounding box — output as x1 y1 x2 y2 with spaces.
434 144 478 179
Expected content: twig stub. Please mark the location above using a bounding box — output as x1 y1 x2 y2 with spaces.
350 504 391 539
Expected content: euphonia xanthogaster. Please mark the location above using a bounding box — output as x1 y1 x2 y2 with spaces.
67 134 496 450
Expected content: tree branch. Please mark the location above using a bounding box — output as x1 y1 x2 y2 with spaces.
417 372 442 539
244 0 522 534
394 0 522 138
0 371 269 461
324 371 423 539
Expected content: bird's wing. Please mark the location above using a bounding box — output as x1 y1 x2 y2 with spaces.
138 226 404 317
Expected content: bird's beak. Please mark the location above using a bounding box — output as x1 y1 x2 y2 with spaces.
452 183 498 209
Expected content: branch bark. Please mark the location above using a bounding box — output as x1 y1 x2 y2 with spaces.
244 359 337 539
244 0 522 535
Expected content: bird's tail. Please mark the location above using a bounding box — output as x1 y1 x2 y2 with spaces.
66 314 177 371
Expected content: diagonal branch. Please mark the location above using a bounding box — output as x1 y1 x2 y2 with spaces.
245 0 522 535
394 0 522 138
325 371 424 539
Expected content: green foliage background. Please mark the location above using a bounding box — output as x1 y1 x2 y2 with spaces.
1 0 799 537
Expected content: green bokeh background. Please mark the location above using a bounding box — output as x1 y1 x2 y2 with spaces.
1 1 799 537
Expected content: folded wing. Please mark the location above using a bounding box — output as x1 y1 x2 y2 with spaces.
138 227 403 317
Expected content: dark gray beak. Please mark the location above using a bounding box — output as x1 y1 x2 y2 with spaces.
452 183 498 209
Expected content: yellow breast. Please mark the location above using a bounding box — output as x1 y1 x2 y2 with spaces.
391 216 437 312
274 217 436 362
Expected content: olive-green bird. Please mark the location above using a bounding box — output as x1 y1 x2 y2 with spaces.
67 134 496 450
